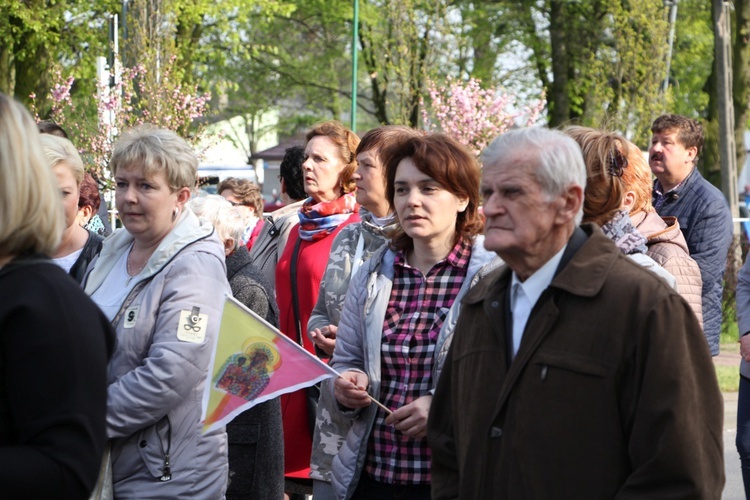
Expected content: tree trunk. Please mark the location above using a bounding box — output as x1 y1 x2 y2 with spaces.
359 23 389 124
408 23 430 127
14 36 51 109
548 0 570 127
0 43 13 95
467 7 497 84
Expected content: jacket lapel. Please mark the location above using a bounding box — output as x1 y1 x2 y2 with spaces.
480 268 512 365
491 226 592 417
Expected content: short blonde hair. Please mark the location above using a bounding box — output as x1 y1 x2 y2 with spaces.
188 194 247 252
0 93 64 257
40 134 85 185
110 125 198 191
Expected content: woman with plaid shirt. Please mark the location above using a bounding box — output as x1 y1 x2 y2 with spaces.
330 134 502 500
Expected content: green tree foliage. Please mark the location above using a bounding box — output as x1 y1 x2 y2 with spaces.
493 0 668 144
357 0 452 126
665 0 712 119
0 0 119 113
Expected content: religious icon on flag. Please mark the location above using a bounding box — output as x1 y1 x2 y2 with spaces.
201 296 338 433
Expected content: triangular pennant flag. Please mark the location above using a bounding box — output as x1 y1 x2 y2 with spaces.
201 295 338 434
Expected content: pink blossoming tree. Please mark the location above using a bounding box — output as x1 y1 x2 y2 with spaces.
421 77 546 157
31 55 210 184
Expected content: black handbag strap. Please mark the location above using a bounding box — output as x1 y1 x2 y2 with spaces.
289 237 304 346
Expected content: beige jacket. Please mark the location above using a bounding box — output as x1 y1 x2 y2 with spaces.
632 211 703 327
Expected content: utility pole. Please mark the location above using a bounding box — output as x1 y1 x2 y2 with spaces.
714 0 740 266
715 0 738 213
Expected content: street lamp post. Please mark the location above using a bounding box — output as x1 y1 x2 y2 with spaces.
351 0 359 132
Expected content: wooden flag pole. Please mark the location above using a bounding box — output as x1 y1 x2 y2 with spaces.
366 393 392 415
334 372 392 415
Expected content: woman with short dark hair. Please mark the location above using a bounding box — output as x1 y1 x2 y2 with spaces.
330 134 501 499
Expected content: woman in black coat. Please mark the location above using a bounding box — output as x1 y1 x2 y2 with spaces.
0 92 114 498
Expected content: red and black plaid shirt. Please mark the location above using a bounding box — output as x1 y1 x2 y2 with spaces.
365 238 471 485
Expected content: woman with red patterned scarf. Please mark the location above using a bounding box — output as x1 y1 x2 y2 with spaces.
275 121 360 498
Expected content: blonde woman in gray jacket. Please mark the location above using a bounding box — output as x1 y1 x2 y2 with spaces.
85 126 231 498
330 134 502 500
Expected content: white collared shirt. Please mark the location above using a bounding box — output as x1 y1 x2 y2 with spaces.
510 244 567 357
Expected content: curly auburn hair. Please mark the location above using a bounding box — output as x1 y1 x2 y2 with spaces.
306 121 360 195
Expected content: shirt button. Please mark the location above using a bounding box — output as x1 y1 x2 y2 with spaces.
490 426 502 438
491 301 499 308
139 440 147 448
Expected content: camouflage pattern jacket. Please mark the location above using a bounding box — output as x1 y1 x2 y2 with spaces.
308 209 397 483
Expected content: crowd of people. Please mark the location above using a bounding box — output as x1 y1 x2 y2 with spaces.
0 87 743 499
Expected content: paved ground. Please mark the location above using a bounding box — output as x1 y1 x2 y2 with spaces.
717 349 742 367
719 349 743 499
723 392 743 499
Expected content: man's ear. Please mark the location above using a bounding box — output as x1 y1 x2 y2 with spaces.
554 184 584 225
686 146 698 163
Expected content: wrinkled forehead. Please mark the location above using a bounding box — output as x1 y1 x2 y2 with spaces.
483 154 540 183
651 128 681 142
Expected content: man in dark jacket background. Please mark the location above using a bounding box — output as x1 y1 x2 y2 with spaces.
649 114 733 355
427 127 724 499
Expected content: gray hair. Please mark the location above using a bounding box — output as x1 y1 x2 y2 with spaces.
110 125 198 192
187 194 247 253
481 127 587 224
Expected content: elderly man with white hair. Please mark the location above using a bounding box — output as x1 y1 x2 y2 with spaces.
427 127 724 499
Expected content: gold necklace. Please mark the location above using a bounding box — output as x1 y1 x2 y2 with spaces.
127 248 147 278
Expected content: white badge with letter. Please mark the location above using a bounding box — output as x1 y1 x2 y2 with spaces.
123 306 140 329
177 306 208 343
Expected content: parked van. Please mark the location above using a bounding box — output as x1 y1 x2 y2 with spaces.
197 164 257 194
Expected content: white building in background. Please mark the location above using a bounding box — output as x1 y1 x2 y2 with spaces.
196 113 279 193
251 136 307 203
